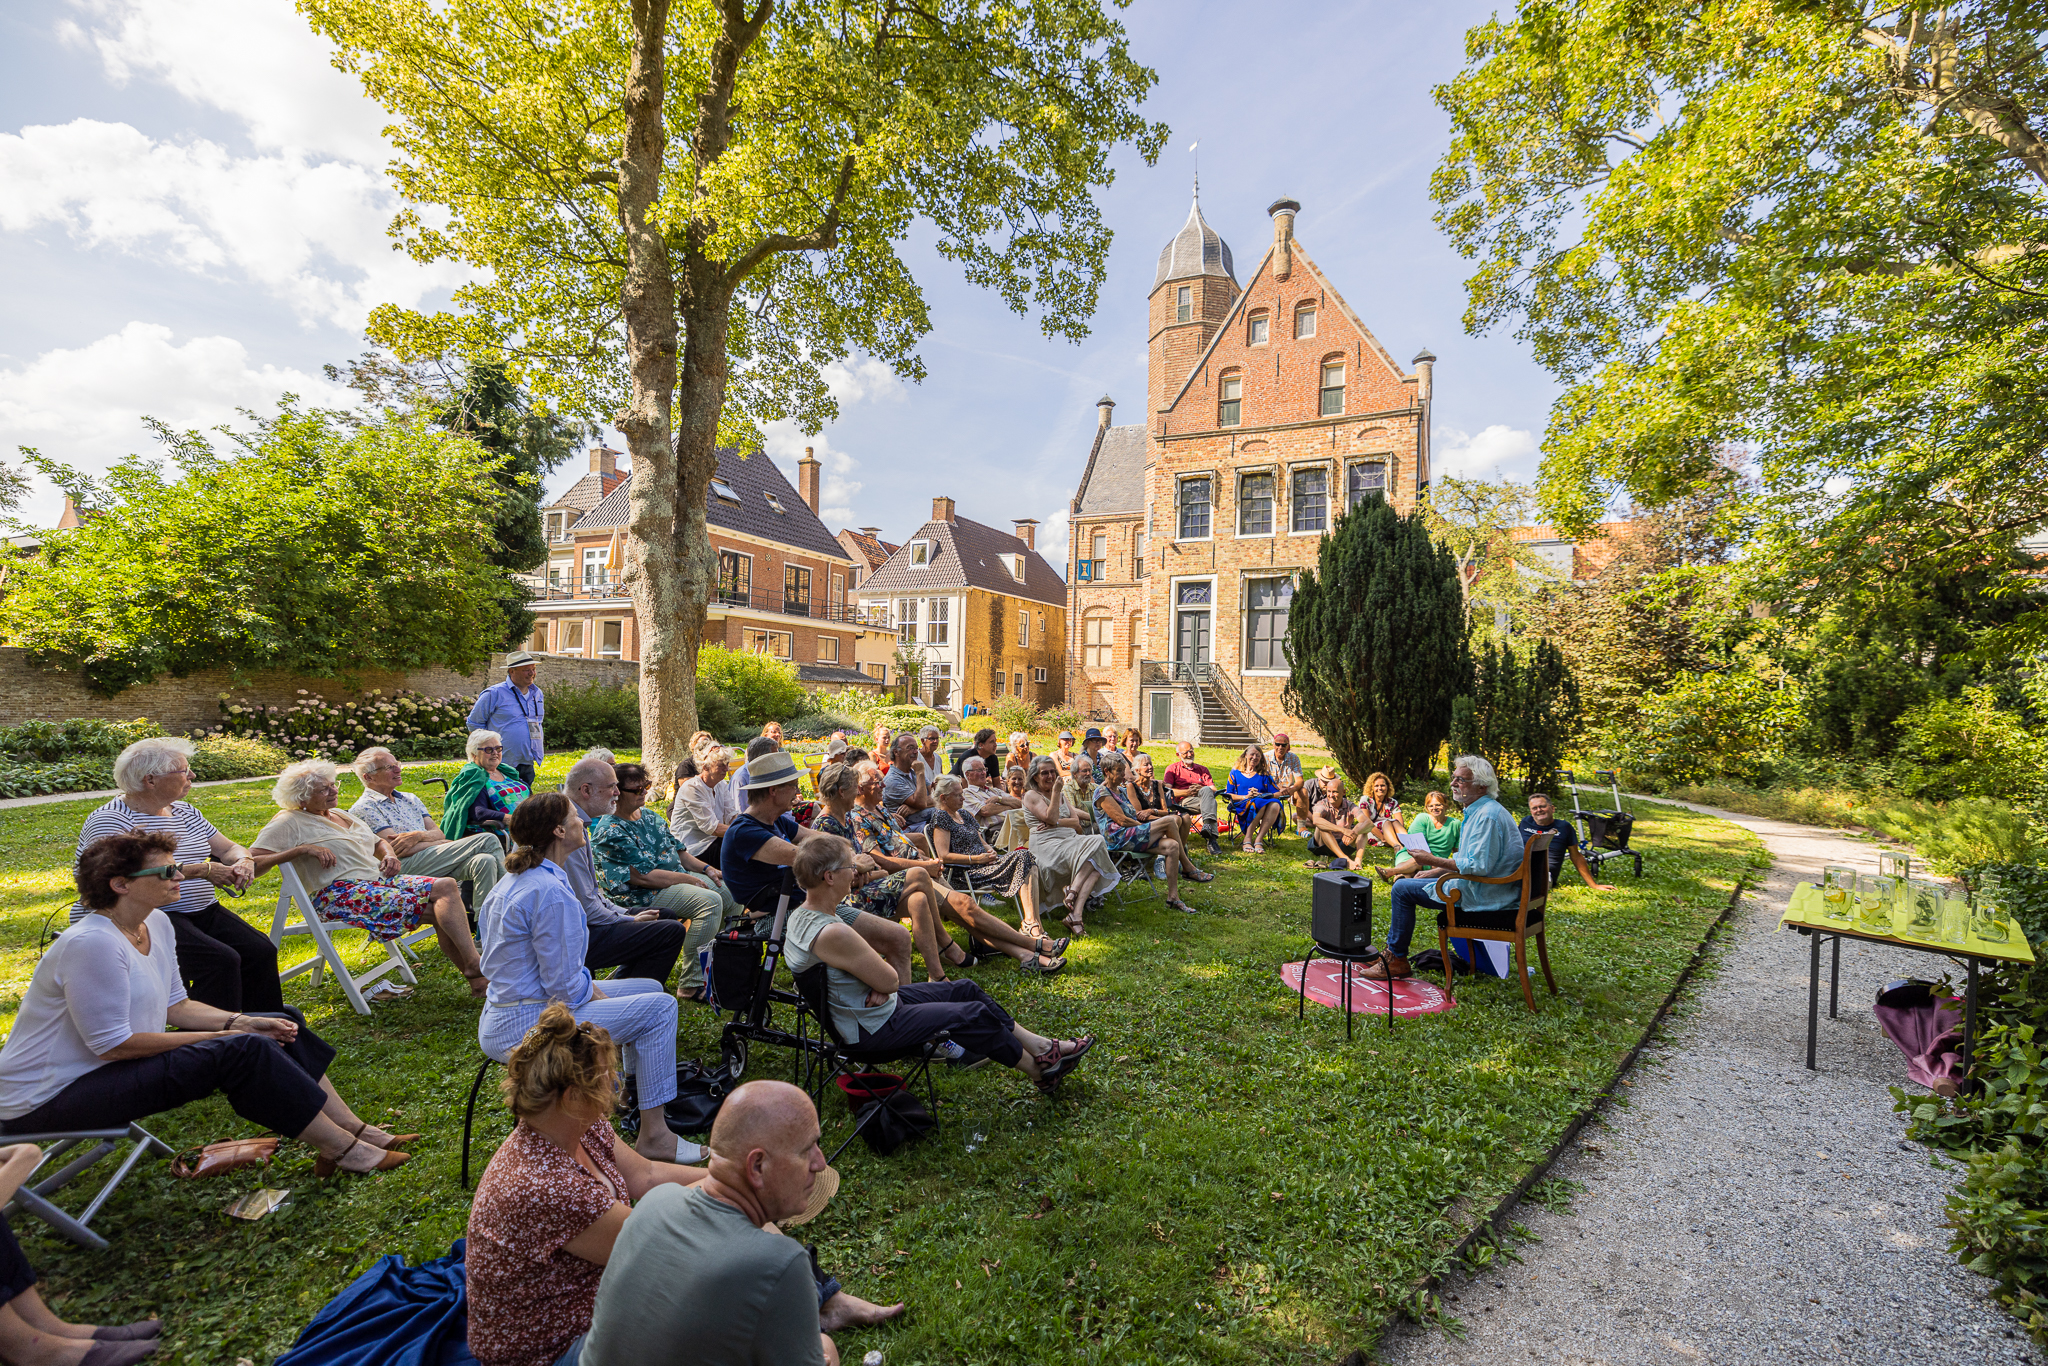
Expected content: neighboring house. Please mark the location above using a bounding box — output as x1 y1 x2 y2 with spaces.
526 446 889 688
836 525 900 687
855 499 1066 710
1068 191 1437 748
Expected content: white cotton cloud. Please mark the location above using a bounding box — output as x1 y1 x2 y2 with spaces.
59 0 392 162
0 321 356 522
821 356 907 406
0 119 468 329
761 422 864 527
1035 507 1070 573
1434 423 1541 481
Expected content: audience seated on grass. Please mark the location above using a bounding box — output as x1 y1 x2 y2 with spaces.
1366 755 1525 982
719 753 913 985
1355 772 1407 849
816 765 1058 980
782 839 1093 1091
587 761 737 1005
670 745 739 864
1126 752 1197 849
251 760 486 996
926 775 1063 962
1307 772 1367 871
350 747 508 902
465 1003 712 1366
0 1142 163 1366
1224 745 1286 853
1022 755 1118 940
0 831 411 1176
1080 728 1110 780
1376 788 1462 883
880 736 938 832
475 795 691 1163
1004 732 1033 776
1162 741 1224 856
579 1080 903 1366
74 735 278 1014
1267 733 1308 834
1090 753 1208 913
1519 793 1615 892
960 757 1029 851
730 734 783 793
442 731 532 841
913 727 945 786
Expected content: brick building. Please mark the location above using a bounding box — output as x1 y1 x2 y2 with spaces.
528 445 889 689
835 525 901 686
856 499 1067 711
1068 192 1436 747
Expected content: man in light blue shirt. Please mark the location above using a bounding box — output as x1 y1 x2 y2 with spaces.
467 652 546 785
1365 755 1524 980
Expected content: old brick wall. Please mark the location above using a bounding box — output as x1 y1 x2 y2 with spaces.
0 649 638 734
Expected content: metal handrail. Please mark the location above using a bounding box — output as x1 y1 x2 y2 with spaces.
1138 658 1271 744
1203 664 1272 744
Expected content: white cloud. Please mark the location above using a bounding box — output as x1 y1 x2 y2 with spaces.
761 423 864 527
0 119 467 329
1035 506 1071 573
0 321 356 522
1434 423 1540 481
60 0 392 162
821 356 907 406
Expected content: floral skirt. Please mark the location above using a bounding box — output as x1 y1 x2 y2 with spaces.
847 869 911 918
1101 822 1155 854
312 875 437 941
958 848 1036 900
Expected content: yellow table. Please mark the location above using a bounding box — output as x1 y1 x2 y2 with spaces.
1781 882 2034 1073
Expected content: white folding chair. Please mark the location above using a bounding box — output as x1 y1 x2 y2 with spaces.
270 864 437 1015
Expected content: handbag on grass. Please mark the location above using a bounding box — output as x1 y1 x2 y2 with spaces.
170 1136 279 1179
833 1073 936 1156
616 1059 738 1138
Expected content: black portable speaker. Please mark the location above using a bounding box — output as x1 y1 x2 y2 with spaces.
1311 871 1373 951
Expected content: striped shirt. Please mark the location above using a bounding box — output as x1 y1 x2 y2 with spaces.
75 798 223 916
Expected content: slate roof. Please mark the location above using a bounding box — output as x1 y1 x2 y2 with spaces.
859 514 1067 607
546 466 622 518
573 449 850 562
1155 195 1235 289
799 664 883 687
1074 422 1149 517
837 528 898 572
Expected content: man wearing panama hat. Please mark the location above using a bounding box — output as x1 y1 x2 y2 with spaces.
719 751 912 985
467 652 547 788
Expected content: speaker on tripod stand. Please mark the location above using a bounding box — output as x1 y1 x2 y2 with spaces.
1311 871 1373 953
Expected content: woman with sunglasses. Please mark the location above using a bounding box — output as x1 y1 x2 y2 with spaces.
0 832 410 1177
440 730 531 842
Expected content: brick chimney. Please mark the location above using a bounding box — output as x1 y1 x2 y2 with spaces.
1268 197 1300 281
591 445 619 475
1013 518 1038 549
1096 394 1115 429
932 496 955 523
56 496 84 530
797 446 821 512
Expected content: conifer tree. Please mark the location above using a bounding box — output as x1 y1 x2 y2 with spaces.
1285 497 1467 781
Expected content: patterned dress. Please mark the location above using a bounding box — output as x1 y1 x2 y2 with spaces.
928 807 1036 899
1093 785 1158 854
1358 794 1403 846
588 808 689 908
813 809 913 918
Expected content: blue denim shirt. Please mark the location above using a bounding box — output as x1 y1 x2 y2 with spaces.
467 680 546 766
477 861 594 1009
1444 795 1524 915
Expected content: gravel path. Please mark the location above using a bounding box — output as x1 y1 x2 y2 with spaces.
1374 798 2039 1366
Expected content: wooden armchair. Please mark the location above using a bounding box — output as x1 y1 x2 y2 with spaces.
1433 829 1557 1013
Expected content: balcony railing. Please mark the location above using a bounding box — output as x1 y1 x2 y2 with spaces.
527 575 888 626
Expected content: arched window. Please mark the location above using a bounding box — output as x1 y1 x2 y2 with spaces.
1083 612 1112 668
1319 358 1345 416
1247 311 1269 345
1218 370 1242 427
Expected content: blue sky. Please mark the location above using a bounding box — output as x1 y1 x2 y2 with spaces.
0 0 1558 567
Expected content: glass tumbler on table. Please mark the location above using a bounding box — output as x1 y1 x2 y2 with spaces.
1973 889 2014 945
1901 880 1943 940
1855 873 1898 933
1820 866 1855 922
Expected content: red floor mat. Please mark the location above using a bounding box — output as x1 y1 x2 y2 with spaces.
1281 959 1455 1017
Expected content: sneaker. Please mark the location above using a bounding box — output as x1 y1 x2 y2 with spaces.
1205 836 1222 856
978 893 1003 908
934 1039 967 1062
938 1041 989 1070
1153 855 1167 880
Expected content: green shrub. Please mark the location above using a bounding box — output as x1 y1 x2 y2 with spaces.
867 704 951 736
0 757 117 799
1893 686 2048 801
215 690 470 762
1039 703 1084 733
189 736 290 781
697 646 808 726
1863 798 2046 875
988 696 1040 737
0 718 165 763
695 678 746 743
543 681 642 751
1631 669 1799 785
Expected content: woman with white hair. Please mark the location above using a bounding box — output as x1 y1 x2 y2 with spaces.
1022 754 1119 938
250 760 488 996
74 735 280 1013
669 743 738 861
438 730 531 841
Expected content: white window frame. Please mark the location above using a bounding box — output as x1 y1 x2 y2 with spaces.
581 546 609 585
1295 304 1317 339
926 596 950 645
1082 612 1112 668
598 618 626 659
1248 313 1269 346
1319 359 1346 417
1346 459 1389 510
1034 667 1048 684
561 620 586 655
909 540 931 566
897 597 919 644
1218 372 1242 428
817 635 839 663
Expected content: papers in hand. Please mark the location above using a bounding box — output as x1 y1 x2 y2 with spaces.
1398 832 1431 853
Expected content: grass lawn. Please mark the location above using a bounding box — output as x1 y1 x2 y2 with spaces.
0 747 1766 1364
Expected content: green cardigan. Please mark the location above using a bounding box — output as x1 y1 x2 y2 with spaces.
440 762 523 840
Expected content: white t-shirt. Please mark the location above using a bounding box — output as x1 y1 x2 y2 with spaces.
0 910 186 1120
76 799 222 916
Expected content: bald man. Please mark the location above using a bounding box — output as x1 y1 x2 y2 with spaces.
581 1082 902 1366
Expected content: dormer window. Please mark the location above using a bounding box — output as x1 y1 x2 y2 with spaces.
1218 372 1242 428
1008 553 1027 580
1248 312 1269 345
764 491 786 514
709 478 741 506
909 540 931 566
1176 285 1192 324
1295 304 1317 339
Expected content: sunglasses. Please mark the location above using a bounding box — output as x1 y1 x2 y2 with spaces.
619 785 648 795
127 864 182 881
476 745 504 754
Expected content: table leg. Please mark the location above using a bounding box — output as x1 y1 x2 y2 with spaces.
1806 928 1821 1071
1829 934 1841 1019
1964 957 1978 1081
1298 945 1309 1022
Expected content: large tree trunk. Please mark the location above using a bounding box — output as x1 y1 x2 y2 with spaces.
617 0 692 782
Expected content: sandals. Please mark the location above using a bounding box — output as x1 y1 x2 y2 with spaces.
1164 897 1196 914
1018 954 1066 976
1033 1034 1097 1093
349 1119 419 1151
1035 935 1071 956
1185 869 1214 883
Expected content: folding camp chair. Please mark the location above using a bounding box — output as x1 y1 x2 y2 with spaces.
271 863 438 1015
1 1125 172 1250
789 964 950 1164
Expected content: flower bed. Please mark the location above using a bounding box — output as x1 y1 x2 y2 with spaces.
214 690 471 762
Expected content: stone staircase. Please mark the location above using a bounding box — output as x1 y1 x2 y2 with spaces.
1192 682 1259 750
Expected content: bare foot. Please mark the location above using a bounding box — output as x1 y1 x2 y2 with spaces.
819 1291 907 1332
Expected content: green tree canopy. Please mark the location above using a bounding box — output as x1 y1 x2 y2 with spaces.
1433 1 2048 652
304 0 1167 778
2 407 512 695
1284 497 1469 782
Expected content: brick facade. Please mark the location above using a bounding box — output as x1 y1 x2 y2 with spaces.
1068 195 1437 747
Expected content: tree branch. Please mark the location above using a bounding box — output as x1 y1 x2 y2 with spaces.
725 153 858 284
